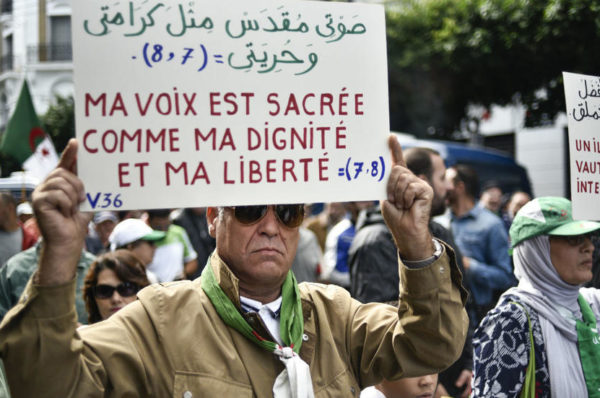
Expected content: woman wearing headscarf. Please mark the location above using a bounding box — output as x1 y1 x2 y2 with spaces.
472 197 600 397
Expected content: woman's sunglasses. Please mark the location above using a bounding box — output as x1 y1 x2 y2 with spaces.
230 205 304 228
94 281 140 299
552 232 598 247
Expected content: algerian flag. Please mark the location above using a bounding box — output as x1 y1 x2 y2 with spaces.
0 79 58 180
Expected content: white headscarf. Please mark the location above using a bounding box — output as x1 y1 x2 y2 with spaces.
502 235 587 397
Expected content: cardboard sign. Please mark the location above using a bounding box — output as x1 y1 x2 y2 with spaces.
72 0 390 211
563 71 600 220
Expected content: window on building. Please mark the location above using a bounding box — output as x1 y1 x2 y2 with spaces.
0 92 7 129
1 0 12 14
1 34 12 72
50 15 71 61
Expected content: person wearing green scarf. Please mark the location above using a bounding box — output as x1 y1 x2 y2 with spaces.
0 137 468 397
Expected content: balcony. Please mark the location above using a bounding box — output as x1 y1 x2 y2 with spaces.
27 42 72 63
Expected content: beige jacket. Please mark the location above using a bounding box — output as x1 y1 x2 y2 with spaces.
0 245 468 397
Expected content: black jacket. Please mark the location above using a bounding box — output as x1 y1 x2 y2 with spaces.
348 206 472 395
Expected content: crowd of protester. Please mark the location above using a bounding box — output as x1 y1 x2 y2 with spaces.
1 142 599 397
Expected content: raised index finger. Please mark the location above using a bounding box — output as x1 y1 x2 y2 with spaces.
388 134 405 168
57 138 79 174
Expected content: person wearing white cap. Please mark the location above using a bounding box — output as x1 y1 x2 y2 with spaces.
473 197 600 397
146 209 198 282
108 219 165 283
86 211 119 254
15 202 33 224
0 192 36 266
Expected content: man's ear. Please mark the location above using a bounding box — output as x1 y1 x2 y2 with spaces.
417 173 429 184
456 180 467 196
206 207 218 238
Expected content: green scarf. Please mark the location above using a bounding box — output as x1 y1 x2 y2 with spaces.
201 261 304 354
577 295 600 398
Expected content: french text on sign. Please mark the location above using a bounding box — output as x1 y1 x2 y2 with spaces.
73 0 390 210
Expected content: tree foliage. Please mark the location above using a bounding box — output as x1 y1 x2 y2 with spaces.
0 151 20 177
386 0 600 138
42 95 75 153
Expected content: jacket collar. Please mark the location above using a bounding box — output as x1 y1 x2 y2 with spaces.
208 251 243 309
207 251 316 361
451 201 481 221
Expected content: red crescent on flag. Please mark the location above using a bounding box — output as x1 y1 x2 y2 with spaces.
29 127 45 151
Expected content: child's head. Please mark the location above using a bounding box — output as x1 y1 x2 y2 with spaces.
376 374 438 398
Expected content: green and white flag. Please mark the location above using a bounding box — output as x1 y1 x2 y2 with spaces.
0 80 58 180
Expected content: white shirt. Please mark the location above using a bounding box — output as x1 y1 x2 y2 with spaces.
360 386 386 398
240 295 283 345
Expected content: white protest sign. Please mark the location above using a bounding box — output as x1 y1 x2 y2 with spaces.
72 0 390 211
563 71 600 220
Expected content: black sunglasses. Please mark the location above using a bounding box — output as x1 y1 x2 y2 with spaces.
552 232 598 247
230 205 304 228
94 281 140 299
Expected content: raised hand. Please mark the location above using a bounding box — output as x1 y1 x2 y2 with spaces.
32 139 91 285
381 135 434 261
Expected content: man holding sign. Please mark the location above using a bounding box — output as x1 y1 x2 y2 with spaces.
0 136 467 397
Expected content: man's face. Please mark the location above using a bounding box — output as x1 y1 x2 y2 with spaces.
95 220 116 245
444 167 459 208
0 200 7 230
130 240 156 266
481 187 502 213
428 154 449 217
326 202 346 225
0 198 16 231
508 192 531 218
207 206 300 294
149 216 170 232
191 207 206 216
345 201 374 222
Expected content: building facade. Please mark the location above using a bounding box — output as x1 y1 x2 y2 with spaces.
479 104 569 199
0 0 73 132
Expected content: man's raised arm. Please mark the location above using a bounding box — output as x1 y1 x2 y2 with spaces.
0 140 115 397
34 138 90 286
347 136 468 387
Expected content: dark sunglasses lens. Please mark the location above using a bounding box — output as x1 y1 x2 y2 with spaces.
234 206 267 224
276 205 304 227
561 233 595 246
117 282 139 297
94 285 115 299
570 236 585 246
95 283 139 299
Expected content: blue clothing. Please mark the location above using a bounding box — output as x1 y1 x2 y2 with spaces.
451 203 515 311
335 224 355 275
0 243 95 324
326 222 355 288
473 293 550 397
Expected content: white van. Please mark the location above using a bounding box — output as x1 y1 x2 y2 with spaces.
0 172 40 202
394 132 533 196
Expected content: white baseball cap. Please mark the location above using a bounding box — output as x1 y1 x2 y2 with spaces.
109 218 166 251
93 211 118 224
16 202 33 216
